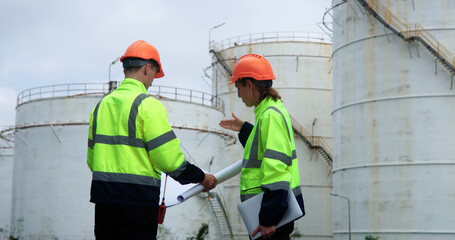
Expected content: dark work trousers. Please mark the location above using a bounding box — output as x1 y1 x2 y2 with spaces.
251 221 294 240
95 203 158 240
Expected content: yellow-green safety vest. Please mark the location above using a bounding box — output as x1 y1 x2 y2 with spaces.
240 97 302 201
87 78 188 206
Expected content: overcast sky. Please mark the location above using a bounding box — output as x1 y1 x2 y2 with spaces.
0 0 332 127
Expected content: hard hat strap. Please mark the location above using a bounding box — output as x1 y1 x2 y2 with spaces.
122 58 150 69
255 80 273 87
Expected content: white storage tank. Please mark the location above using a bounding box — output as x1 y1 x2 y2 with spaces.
211 32 333 239
331 0 455 239
11 84 105 239
0 131 14 240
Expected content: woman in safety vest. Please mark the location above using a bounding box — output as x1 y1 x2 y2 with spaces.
219 54 305 240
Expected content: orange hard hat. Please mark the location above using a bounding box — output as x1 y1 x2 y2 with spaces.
120 40 165 78
229 54 275 84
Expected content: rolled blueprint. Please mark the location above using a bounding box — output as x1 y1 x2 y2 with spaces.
176 160 242 203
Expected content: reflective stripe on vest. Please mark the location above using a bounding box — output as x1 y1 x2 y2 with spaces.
240 185 303 202
242 106 297 169
88 93 177 152
92 171 161 187
292 185 302 196
146 130 177 151
166 160 189 179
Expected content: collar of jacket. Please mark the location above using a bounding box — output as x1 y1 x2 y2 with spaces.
254 97 281 120
118 78 148 94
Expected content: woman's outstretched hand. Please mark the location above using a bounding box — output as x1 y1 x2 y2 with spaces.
219 113 245 132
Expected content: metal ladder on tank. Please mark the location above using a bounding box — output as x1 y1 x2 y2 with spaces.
179 147 232 239
355 0 455 76
208 189 233 240
210 49 233 76
290 116 333 168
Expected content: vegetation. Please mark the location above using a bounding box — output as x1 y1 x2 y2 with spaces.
290 229 303 239
0 226 9 240
187 223 209 240
157 225 172 239
365 235 381 240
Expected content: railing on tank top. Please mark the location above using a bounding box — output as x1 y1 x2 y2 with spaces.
210 31 331 52
16 83 109 106
148 85 225 112
16 82 225 112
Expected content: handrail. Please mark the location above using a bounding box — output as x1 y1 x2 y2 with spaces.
17 83 109 106
407 23 455 67
0 125 15 143
290 115 333 165
322 0 348 33
358 0 455 74
366 0 408 33
148 85 225 112
210 31 331 52
16 82 225 112
209 49 233 76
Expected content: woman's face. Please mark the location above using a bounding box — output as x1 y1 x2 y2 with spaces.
235 80 256 107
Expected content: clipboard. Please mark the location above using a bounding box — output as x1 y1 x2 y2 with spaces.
237 188 303 239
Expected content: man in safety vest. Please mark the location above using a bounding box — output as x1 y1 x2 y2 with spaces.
87 40 218 239
219 54 305 239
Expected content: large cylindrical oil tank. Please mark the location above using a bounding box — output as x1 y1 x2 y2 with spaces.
331 0 455 239
211 32 333 239
11 84 103 239
0 134 14 240
11 83 229 240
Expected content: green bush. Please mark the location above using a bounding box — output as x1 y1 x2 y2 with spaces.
290 229 302 239
187 223 209 240
365 235 380 240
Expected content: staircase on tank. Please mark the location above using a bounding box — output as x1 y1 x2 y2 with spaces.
356 0 455 75
290 115 333 168
208 192 233 240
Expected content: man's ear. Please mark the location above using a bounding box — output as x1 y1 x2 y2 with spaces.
247 79 255 93
143 63 151 75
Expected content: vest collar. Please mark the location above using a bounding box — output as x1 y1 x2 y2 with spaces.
254 97 280 120
119 78 148 94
